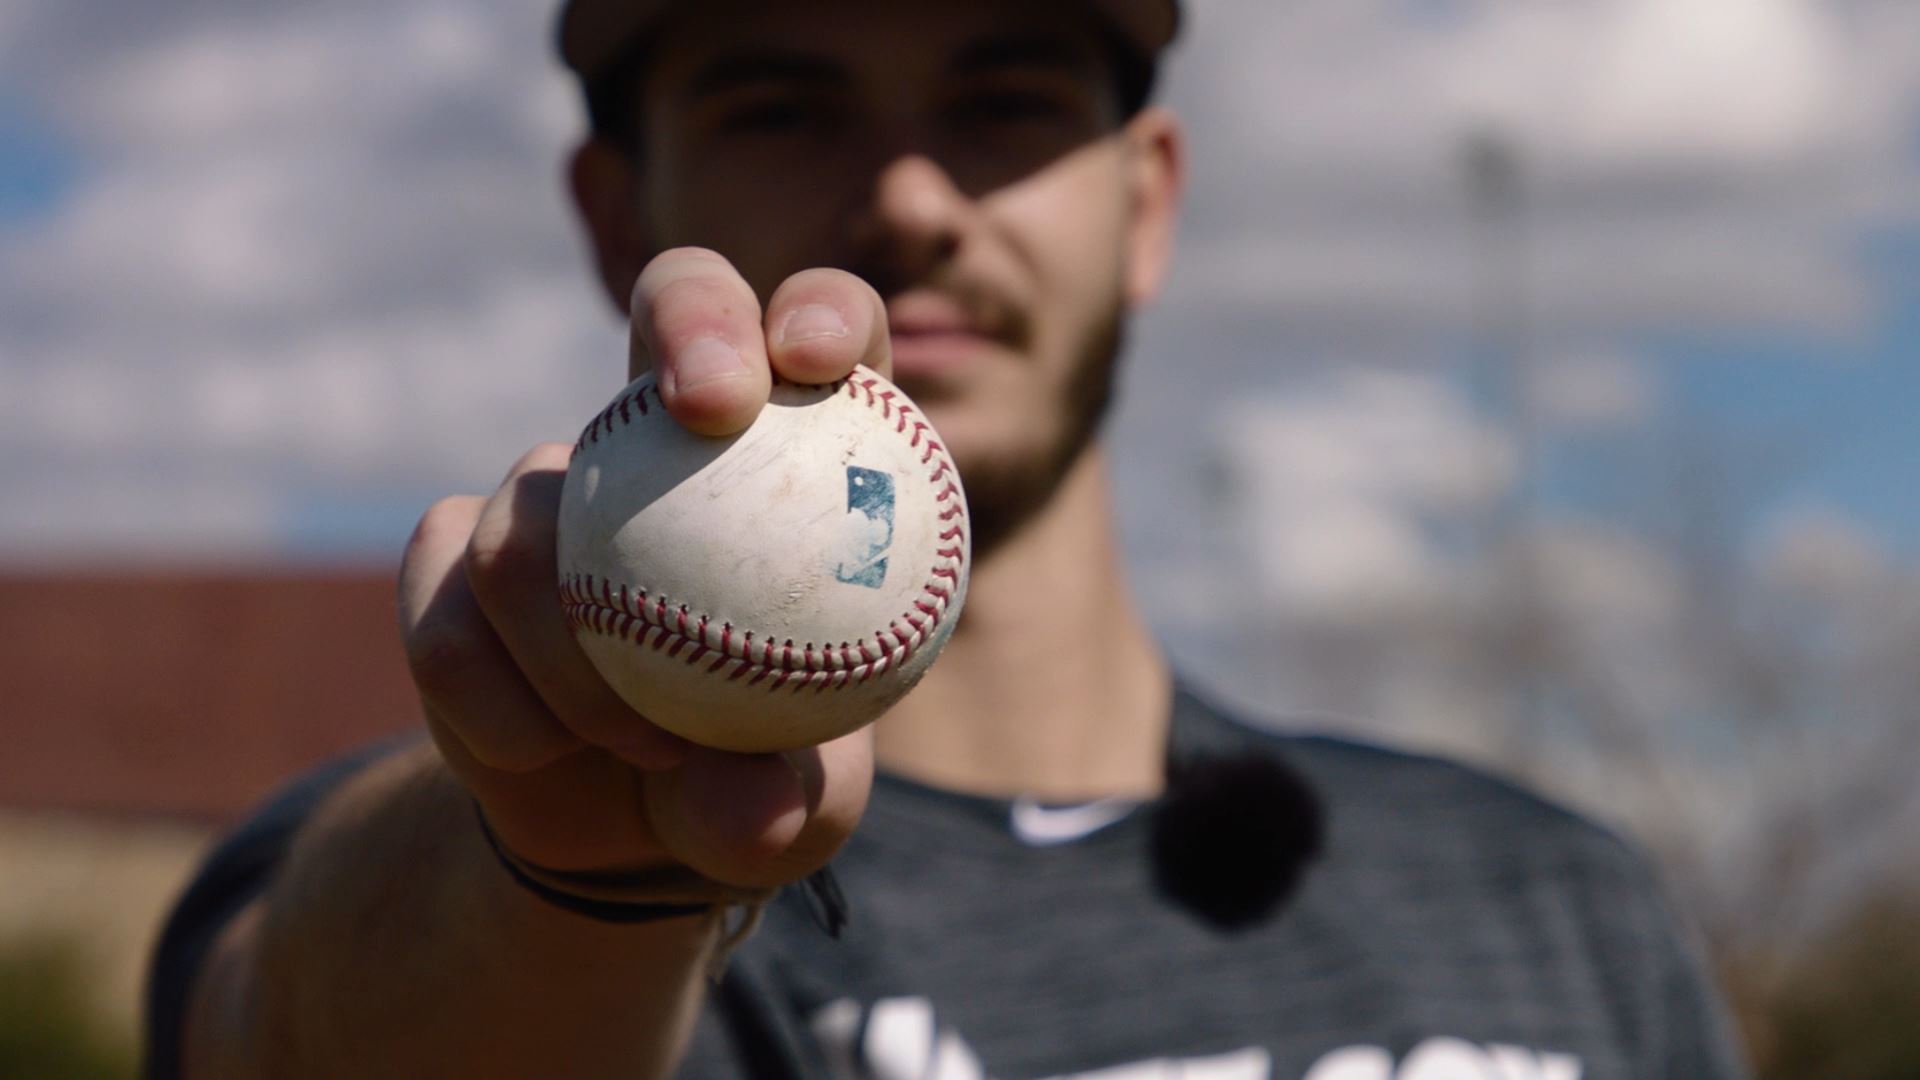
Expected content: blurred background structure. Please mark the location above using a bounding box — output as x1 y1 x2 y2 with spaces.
2 0 1917 1075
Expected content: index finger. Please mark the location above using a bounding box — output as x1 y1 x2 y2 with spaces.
629 247 772 437
763 268 894 385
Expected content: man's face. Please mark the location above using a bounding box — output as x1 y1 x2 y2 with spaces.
592 0 1181 550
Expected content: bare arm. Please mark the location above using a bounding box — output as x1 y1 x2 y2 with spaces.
187 744 722 1079
176 251 896 1078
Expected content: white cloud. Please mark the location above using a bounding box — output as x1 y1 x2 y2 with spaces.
1209 370 1512 621
1525 517 1683 633
1532 348 1657 432
1253 497 1443 620
1754 506 1896 602
1161 0 1918 341
1228 370 1514 511
1575 0 1843 169
0 0 620 564
0 470 286 561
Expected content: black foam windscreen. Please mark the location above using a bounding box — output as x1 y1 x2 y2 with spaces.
1150 750 1325 931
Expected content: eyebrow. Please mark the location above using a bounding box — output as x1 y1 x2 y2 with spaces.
680 31 1097 100
950 32 1097 79
683 51 847 100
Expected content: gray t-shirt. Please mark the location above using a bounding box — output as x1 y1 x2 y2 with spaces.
679 686 1747 1079
144 684 1747 1080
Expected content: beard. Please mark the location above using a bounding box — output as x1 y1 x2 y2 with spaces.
856 248 1131 561
944 304 1127 560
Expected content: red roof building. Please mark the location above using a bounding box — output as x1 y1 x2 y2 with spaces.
0 570 422 823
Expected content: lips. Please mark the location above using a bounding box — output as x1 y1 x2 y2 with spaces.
886 292 1000 377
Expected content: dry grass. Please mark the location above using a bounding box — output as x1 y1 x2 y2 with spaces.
0 812 212 1057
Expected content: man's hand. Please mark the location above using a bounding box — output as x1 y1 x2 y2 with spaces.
399 247 896 893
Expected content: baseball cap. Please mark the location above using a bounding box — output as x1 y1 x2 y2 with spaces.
556 0 1181 84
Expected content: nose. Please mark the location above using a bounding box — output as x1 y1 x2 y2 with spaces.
841 153 967 289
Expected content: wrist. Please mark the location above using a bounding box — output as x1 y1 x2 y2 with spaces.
471 800 771 924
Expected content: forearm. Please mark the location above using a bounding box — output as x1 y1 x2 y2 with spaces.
185 741 721 1079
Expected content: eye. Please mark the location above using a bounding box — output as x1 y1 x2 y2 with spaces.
715 94 842 136
949 90 1071 127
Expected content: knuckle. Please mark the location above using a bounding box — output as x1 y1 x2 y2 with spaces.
421 676 581 780
408 496 479 557
635 248 736 303
404 617 484 699
647 275 756 342
503 441 571 482
462 726 564 776
526 440 574 470
464 512 548 601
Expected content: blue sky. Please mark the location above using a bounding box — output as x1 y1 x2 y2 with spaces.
1522 248 1920 553
1660 325 1920 548
1647 220 1920 547
0 93 78 223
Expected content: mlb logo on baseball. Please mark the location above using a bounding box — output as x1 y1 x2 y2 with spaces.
836 466 896 589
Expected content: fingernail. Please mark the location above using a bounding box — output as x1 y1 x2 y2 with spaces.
780 303 849 345
674 336 749 392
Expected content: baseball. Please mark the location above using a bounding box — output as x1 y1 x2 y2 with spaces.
556 365 971 752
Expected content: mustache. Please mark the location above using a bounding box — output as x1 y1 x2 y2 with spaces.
847 262 1032 346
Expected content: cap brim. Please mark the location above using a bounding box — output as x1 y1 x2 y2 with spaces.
558 0 1179 82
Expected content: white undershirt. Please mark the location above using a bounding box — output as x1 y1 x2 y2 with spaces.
1007 795 1140 847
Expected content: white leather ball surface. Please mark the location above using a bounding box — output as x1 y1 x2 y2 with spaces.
557 365 970 752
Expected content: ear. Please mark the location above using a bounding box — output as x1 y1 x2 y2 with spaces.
567 138 654 315
1119 106 1186 310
